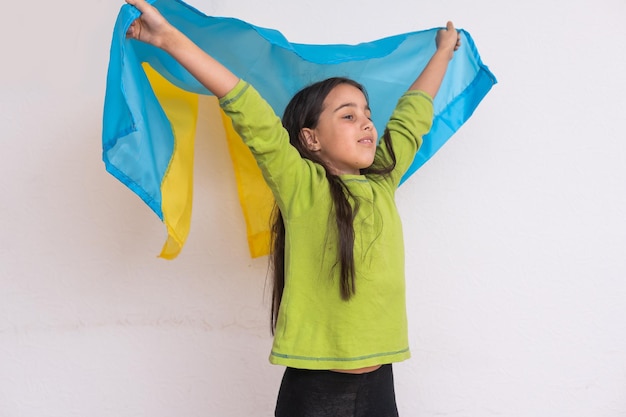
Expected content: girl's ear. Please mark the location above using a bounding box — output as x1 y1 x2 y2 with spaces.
300 128 321 152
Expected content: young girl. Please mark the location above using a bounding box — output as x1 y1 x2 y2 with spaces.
124 0 460 415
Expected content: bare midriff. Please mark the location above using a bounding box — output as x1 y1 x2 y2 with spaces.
331 365 382 374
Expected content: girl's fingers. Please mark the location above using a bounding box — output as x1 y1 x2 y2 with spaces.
126 0 150 13
446 21 460 50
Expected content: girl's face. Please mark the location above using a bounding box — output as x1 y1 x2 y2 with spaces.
301 84 377 175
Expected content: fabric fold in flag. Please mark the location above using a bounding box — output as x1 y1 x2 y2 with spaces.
102 0 497 259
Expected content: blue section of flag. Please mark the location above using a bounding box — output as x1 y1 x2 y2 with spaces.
103 0 496 220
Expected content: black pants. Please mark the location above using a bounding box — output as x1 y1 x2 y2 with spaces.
275 364 399 417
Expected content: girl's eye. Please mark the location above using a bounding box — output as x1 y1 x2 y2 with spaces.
343 114 354 120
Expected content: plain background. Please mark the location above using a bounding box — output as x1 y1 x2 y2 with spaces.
1 0 625 416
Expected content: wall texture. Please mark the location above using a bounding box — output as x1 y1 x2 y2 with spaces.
1 0 625 416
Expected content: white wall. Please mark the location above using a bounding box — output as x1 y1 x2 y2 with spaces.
1 0 625 416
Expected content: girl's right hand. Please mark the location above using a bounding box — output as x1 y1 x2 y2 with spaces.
125 0 173 48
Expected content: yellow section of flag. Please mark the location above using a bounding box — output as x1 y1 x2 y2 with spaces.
220 111 274 258
145 63 273 258
144 64 199 259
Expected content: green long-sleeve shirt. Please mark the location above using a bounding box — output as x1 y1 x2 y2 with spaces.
220 80 433 370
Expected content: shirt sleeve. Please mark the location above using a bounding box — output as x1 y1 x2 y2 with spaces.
219 80 327 216
372 90 434 187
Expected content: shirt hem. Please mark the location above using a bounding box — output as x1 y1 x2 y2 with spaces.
268 348 411 370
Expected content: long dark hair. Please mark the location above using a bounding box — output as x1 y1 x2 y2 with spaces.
269 77 397 332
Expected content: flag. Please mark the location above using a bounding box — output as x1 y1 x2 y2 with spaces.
103 0 497 259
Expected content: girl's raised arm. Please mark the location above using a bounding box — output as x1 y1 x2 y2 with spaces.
125 0 239 98
409 21 461 98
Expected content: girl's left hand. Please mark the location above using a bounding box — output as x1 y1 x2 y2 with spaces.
436 21 461 59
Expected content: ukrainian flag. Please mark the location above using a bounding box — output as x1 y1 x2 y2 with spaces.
102 0 496 259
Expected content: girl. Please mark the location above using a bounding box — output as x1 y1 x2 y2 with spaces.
124 0 460 415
